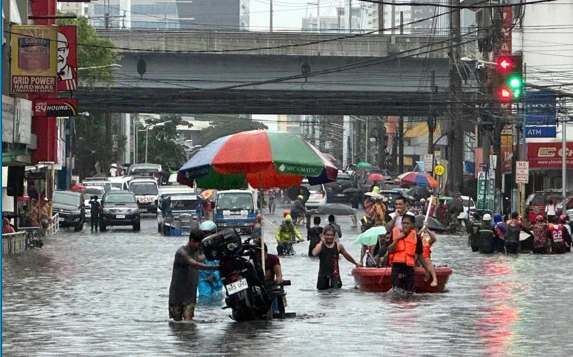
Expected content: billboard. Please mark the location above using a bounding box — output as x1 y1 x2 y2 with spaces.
11 25 58 94
528 142 573 168
13 98 33 145
525 90 557 125
33 98 77 117
57 26 77 91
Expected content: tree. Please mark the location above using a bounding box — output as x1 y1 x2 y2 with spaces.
58 15 121 87
198 116 268 147
138 115 188 171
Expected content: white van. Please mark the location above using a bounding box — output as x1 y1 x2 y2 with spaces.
108 176 133 191
129 178 159 213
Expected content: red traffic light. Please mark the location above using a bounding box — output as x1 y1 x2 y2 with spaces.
497 56 514 72
499 87 512 100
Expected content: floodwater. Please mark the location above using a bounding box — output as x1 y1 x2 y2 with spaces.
4 209 573 356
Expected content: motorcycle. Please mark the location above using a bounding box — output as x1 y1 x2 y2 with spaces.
202 229 293 321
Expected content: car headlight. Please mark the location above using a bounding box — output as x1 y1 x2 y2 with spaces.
103 208 111 214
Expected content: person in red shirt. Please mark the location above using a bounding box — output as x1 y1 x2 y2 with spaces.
2 217 15 234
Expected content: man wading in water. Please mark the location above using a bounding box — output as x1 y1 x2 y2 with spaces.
312 226 362 290
169 229 219 321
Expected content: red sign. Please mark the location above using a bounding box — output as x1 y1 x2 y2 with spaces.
57 25 77 91
33 98 77 117
528 142 573 168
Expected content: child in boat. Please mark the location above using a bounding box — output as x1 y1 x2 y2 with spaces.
419 223 438 287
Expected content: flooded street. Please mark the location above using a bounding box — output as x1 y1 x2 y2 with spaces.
4 210 573 356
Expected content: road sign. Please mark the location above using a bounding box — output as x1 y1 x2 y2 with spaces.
525 126 557 138
516 161 529 184
477 171 495 211
489 155 497 170
434 164 445 176
424 154 434 173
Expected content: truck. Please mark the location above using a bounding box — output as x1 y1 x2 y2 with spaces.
213 190 259 234
158 193 203 236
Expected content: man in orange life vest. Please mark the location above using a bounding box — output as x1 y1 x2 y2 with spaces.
386 214 431 292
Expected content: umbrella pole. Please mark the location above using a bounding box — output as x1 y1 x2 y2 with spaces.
423 195 434 230
258 173 265 279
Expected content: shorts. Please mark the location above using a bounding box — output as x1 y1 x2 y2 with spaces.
316 275 342 290
169 303 196 321
391 263 415 292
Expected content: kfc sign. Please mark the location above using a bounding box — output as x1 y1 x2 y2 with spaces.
528 142 573 168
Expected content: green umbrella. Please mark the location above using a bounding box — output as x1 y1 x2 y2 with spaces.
356 162 372 168
355 226 387 246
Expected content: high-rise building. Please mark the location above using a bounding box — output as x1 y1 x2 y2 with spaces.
88 0 248 30
176 0 249 31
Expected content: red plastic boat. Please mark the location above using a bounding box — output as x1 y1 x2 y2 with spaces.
351 266 453 293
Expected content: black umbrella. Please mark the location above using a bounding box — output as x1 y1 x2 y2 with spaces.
407 186 430 200
415 215 447 232
286 186 310 202
316 203 356 216
446 198 463 212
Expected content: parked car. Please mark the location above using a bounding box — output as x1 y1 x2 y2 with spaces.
83 186 106 219
99 191 141 231
53 191 85 231
556 196 573 216
378 189 404 213
325 171 353 203
301 179 327 210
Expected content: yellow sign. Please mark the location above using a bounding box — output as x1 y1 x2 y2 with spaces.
11 25 58 94
434 164 445 176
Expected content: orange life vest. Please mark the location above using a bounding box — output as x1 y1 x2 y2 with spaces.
389 227 418 266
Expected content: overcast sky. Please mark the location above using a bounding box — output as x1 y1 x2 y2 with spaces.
249 0 342 32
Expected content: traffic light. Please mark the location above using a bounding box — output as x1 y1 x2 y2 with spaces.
495 55 523 102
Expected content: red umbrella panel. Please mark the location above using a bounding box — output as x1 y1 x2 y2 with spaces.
368 173 386 182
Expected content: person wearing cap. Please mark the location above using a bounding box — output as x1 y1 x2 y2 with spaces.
478 214 495 254
275 214 304 256
290 195 307 226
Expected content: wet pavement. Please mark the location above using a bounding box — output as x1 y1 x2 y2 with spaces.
4 207 573 356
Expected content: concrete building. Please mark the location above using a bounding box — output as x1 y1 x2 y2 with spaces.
89 0 182 30
58 1 89 17
176 0 249 31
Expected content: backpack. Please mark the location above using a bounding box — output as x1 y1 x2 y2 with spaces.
505 220 521 244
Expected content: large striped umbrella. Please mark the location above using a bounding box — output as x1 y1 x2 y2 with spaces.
177 130 338 189
398 172 439 188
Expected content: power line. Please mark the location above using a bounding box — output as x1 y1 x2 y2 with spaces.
358 0 556 8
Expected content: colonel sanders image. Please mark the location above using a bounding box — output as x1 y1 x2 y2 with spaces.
57 31 77 90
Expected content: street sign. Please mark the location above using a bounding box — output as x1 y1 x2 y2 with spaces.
525 126 557 138
525 90 557 125
477 171 495 211
516 161 529 184
489 155 497 170
434 164 445 176
424 154 434 173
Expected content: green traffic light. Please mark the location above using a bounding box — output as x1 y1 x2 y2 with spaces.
513 88 522 98
508 75 522 89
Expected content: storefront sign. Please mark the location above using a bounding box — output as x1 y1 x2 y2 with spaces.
525 126 557 138
14 98 33 145
525 90 557 125
57 26 77 91
11 25 58 94
33 98 77 117
500 131 513 173
2 95 15 143
528 142 573 168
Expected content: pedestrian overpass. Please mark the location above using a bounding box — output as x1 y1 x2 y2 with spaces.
76 30 473 115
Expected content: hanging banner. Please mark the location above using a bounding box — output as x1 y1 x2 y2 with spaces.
2 95 15 143
33 98 77 117
57 25 77 91
11 25 58 94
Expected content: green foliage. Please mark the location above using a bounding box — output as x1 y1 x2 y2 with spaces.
57 15 121 87
137 115 188 171
198 115 268 147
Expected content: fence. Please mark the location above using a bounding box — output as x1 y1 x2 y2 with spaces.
2 213 60 256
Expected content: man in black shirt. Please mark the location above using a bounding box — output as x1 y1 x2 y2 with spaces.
89 195 100 232
307 216 323 256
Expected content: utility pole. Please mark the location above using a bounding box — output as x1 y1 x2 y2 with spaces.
448 0 464 193
398 116 404 173
377 117 386 169
427 70 436 154
348 0 352 33
270 0 273 32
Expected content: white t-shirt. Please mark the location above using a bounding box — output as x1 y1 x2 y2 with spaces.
546 204 556 216
389 212 416 229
